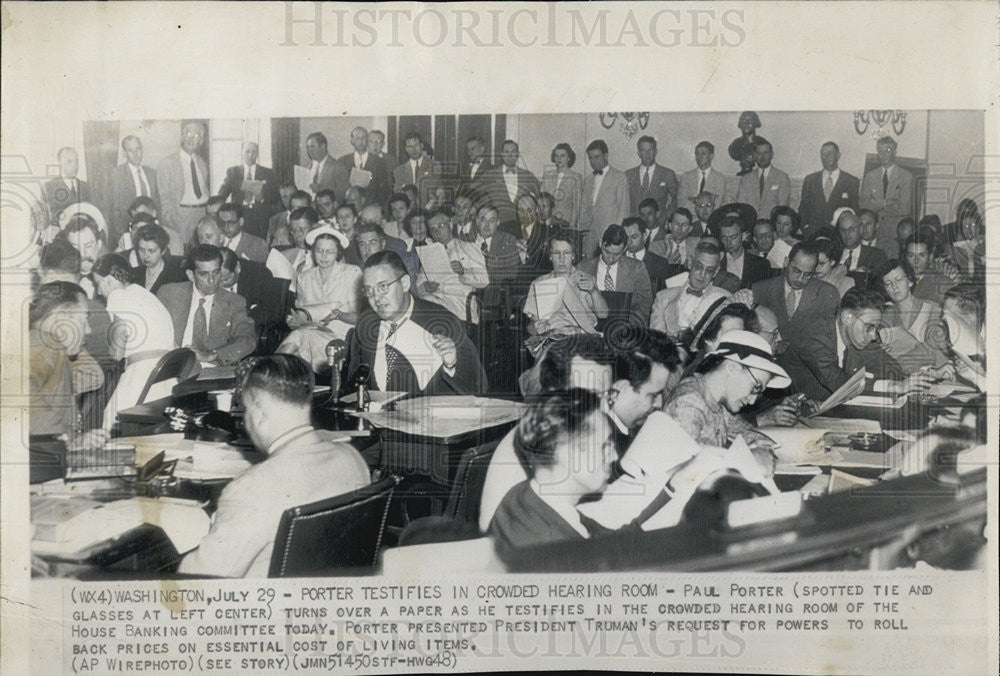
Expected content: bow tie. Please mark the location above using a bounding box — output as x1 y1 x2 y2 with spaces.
593 168 604 176
685 287 704 297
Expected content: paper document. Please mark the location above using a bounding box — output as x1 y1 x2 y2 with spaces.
349 167 373 188
805 416 881 434
416 242 457 281
846 394 907 409
294 165 314 194
808 368 867 417
756 426 830 465
241 179 265 200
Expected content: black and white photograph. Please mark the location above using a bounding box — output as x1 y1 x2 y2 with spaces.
2 2 997 675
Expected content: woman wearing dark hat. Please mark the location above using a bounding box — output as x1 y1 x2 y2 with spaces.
662 330 790 475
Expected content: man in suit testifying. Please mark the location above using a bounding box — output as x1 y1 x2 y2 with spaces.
622 216 683 294
216 141 280 239
157 122 209 256
678 141 732 213
859 136 913 254
479 139 541 229
217 203 269 264
156 244 256 366
107 136 159 249
347 250 487 396
798 141 859 235
43 147 91 227
392 132 437 196
579 139 630 257
751 241 840 341
339 127 389 209
577 224 653 327
305 131 350 203
735 141 791 218
626 135 679 220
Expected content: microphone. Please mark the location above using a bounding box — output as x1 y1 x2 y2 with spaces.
325 338 347 404
352 364 371 412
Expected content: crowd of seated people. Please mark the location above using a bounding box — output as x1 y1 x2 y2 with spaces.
27 120 988 572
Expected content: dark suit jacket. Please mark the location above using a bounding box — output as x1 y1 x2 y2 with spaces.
481 166 542 228
578 255 653 326
500 220 551 285
232 259 280 328
721 250 774 289
482 229 521 286
108 163 159 247
626 163 679 218
338 153 389 207
43 177 90 225
347 296 487 396
781 327 904 401
130 257 187 296
218 164 279 210
843 244 888 287
230 232 269 265
637 250 683 293
798 169 859 231
313 155 350 202
392 157 437 193
751 276 840 338
712 270 742 294
156 282 256 365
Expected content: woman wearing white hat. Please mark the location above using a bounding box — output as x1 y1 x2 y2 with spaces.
276 225 361 372
662 330 790 475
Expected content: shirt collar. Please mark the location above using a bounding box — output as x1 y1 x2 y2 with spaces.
179 148 194 164
266 424 314 455
384 295 414 330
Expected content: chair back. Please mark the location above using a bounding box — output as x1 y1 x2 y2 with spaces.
445 439 501 525
135 348 199 405
268 474 400 577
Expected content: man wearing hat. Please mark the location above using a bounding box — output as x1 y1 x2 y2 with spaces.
735 141 791 217
711 205 773 290
663 329 789 472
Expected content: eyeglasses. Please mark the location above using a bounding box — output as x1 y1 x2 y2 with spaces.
853 316 881 337
742 365 764 396
362 274 405 298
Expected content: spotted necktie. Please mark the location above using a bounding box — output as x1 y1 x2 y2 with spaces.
603 268 615 292
384 321 400 380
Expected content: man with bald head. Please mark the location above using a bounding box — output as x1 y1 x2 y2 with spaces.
108 135 160 249
339 126 389 208
157 121 210 255
216 141 279 239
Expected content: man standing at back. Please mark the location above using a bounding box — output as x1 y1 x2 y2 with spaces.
860 136 913 254
179 355 371 578
217 141 280 239
306 131 350 203
678 141 731 212
482 139 541 229
392 132 436 195
157 122 209 255
43 147 91 227
579 139 629 256
339 127 389 208
626 135 678 220
107 135 159 249
735 140 790 217
798 141 859 235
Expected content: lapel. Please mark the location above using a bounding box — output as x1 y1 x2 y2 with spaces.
174 285 193 344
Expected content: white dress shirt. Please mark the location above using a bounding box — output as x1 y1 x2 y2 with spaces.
178 149 207 206
181 287 215 347
129 164 151 197
628 248 647 261
503 167 519 203
596 259 618 291
726 250 745 280
353 152 368 170
224 231 243 254
310 156 328 184
591 168 606 205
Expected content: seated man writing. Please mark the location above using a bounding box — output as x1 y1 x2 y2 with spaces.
179 355 371 577
346 250 487 396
